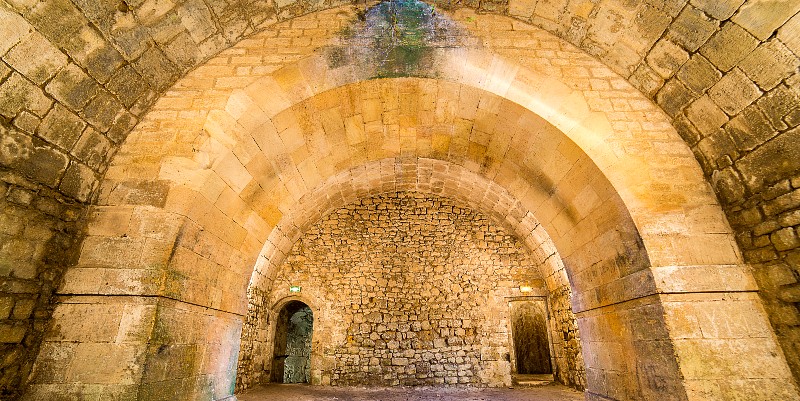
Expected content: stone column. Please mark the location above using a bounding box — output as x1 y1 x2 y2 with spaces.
576 264 800 400
22 197 255 400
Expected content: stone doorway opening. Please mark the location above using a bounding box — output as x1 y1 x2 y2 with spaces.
510 299 553 376
271 301 314 384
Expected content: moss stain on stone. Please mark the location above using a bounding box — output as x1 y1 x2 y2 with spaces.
325 0 466 78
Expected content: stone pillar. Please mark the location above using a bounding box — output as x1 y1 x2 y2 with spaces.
576 264 800 400
22 201 253 401
653 264 800 399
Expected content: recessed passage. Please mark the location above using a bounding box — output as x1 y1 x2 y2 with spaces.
272 301 314 384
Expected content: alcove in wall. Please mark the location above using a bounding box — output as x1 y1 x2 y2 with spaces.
509 298 553 377
271 301 314 384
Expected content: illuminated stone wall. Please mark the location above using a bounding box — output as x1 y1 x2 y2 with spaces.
238 192 574 389
8 1 800 399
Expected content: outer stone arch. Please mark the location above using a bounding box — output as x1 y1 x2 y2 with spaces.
23 6 799 401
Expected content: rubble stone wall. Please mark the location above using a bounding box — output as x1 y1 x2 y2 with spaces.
238 192 585 389
0 170 83 399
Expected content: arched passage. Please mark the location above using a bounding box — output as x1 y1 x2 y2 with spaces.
271 300 313 384
510 299 552 375
22 5 798 401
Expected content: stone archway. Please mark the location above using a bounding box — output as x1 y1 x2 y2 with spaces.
21 4 799 401
270 300 313 384
510 299 552 376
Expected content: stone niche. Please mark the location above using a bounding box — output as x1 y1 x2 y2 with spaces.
238 191 583 389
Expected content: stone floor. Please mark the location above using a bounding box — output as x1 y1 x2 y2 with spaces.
236 383 585 400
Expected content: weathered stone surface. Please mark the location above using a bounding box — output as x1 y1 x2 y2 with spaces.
2 31 66 85
0 62 11 81
81 90 123 133
739 39 800 91
0 125 32 168
0 73 52 118
36 104 86 151
105 66 149 109
12 111 40 135
61 25 124 84
763 189 800 219
16 139 70 188
0 169 84 400
732 0 800 40
1 0 800 397
239 192 584 390
676 54 721 95
667 5 718 52
672 113 703 147
685 95 729 138
757 85 800 131
71 128 113 171
696 129 738 171
23 0 86 47
0 7 33 55
105 111 138 144
708 68 762 116
58 162 97 202
781 284 800 303
162 31 202 70
689 0 745 20
178 0 217 43
0 324 26 344
646 39 689 79
629 63 663 97
778 12 800 56
712 167 746 205
772 227 800 251
725 106 776 152
44 63 99 111
131 47 180 91
700 22 759 72
737 126 800 191
656 78 697 117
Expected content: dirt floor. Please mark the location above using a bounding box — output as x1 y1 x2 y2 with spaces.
236 383 585 400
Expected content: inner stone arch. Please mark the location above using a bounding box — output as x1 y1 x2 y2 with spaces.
241 190 579 388
238 151 649 396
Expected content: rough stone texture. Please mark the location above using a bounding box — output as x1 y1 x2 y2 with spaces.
22 296 242 401
0 170 83 400
1 0 800 398
0 3 354 395
22 4 793 398
238 192 584 390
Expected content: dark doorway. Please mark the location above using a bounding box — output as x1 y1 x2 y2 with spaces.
510 300 552 374
271 301 313 383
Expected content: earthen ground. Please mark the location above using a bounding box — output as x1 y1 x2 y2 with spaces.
236 383 585 401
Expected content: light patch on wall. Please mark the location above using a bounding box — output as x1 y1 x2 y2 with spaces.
520 286 533 293
290 286 302 293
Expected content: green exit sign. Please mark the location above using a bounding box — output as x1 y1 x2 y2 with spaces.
290 286 301 293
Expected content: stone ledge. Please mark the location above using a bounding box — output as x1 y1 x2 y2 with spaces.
572 264 758 313
650 264 758 294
